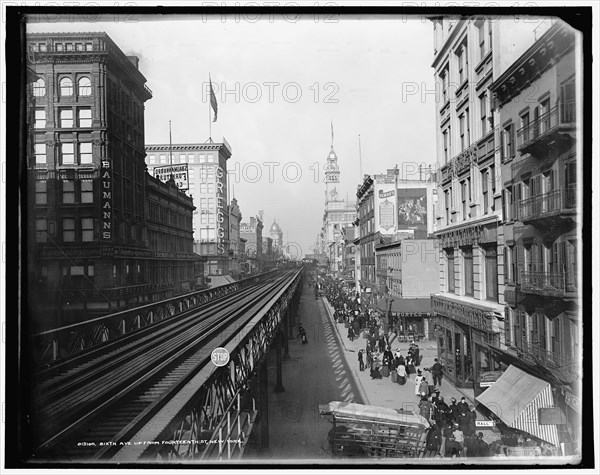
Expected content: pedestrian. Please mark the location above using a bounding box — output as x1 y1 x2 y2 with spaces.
445 435 462 459
419 376 430 398
457 397 469 414
381 353 390 378
414 369 425 396
476 432 490 457
449 397 460 423
397 360 407 385
425 423 442 457
419 395 434 421
431 357 444 387
358 349 365 371
378 335 386 353
300 327 308 344
466 405 477 436
348 325 355 341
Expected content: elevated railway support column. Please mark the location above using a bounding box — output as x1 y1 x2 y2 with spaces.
282 307 291 360
274 331 285 393
259 362 269 449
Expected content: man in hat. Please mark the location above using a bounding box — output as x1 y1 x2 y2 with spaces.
457 396 469 414
449 397 461 423
431 357 444 387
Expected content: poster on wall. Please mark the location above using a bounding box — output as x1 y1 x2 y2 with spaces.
377 186 396 234
397 188 427 230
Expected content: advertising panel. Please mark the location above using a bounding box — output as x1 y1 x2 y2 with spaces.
376 181 396 235
397 188 427 231
153 163 189 190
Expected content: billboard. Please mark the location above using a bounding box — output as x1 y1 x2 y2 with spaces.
397 188 427 231
153 163 189 191
376 180 397 235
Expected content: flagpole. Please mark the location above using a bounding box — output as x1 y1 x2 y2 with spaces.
358 134 363 179
169 120 173 166
208 87 212 141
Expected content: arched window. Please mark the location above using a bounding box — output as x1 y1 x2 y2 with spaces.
33 78 46 97
60 77 73 96
78 77 91 96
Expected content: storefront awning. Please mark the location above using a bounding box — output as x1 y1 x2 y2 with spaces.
476 365 560 446
376 298 433 316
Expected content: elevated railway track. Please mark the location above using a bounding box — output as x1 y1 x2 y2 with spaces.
27 268 303 462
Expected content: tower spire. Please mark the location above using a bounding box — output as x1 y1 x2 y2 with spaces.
330 119 334 150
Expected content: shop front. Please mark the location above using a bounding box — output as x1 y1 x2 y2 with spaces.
376 298 433 342
431 295 503 389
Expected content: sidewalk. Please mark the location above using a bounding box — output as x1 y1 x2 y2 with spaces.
321 296 500 446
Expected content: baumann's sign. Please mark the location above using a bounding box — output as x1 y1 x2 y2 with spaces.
101 158 112 241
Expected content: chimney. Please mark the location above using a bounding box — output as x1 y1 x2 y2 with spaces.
258 210 264 222
127 55 139 69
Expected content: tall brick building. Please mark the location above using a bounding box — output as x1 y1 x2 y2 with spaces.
26 32 199 330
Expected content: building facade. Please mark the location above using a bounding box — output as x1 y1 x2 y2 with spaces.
228 197 243 278
240 216 263 274
489 21 581 452
375 239 440 340
26 32 198 330
145 140 233 276
145 175 200 298
320 142 357 273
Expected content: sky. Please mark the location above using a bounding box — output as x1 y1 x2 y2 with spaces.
27 13 439 257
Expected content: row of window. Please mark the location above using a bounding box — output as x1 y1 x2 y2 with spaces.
446 245 498 301
34 142 93 166
148 201 193 230
36 260 196 290
148 153 217 165
443 165 496 224
33 77 91 98
34 107 92 129
34 179 94 205
31 42 94 53
36 217 94 243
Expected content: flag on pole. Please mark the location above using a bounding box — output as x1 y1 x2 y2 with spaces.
209 74 218 122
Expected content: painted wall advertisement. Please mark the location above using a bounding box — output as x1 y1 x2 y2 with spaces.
376 183 396 235
397 188 427 232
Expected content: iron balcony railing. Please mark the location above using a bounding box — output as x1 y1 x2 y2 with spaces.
516 101 576 150
520 270 577 295
515 338 579 381
518 185 577 221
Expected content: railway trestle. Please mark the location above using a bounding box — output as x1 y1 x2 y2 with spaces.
110 268 303 461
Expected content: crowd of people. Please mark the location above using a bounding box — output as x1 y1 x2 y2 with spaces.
311 273 559 459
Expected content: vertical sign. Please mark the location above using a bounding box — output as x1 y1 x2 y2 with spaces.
216 164 226 254
101 158 113 240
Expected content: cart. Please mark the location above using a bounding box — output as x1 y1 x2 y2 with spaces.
319 401 430 458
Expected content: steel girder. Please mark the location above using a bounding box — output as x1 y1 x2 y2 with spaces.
136 269 303 461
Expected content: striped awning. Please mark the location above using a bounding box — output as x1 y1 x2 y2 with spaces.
476 365 560 446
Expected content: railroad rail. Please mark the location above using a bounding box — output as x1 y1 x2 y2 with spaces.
32 270 280 368
30 268 302 462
